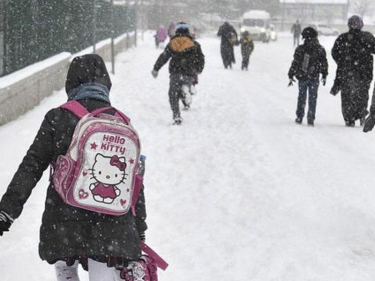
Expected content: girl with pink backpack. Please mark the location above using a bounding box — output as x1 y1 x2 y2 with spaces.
0 54 151 281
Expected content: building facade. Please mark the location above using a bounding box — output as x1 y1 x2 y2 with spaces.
280 0 349 26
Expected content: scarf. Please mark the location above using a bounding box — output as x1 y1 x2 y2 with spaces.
67 82 110 104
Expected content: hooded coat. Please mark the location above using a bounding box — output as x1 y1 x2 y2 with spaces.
288 37 328 81
153 32 205 76
332 28 375 83
0 54 147 267
217 22 238 68
240 32 254 57
331 27 375 123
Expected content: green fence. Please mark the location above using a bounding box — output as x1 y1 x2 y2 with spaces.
0 0 136 77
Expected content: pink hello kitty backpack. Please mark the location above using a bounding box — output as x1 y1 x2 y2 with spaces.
52 100 143 216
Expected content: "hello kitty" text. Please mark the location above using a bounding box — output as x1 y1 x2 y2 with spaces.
101 134 126 154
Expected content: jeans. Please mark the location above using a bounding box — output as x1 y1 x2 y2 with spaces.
168 74 194 119
296 78 319 121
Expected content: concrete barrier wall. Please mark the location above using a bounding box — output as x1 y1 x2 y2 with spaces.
0 33 135 126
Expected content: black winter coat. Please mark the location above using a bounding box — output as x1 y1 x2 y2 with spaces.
153 34 205 76
288 38 328 81
291 23 301 37
217 23 238 47
0 98 147 265
332 29 375 81
240 35 254 57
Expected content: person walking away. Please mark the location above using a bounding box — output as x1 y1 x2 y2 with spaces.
291 20 302 47
239 31 254 71
288 27 328 126
155 25 168 49
331 15 375 127
217 21 238 69
151 22 205 125
167 22 175 38
0 54 147 281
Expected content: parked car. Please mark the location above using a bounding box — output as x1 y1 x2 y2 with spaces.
305 23 340 36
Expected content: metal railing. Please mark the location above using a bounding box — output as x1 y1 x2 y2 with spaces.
0 0 136 77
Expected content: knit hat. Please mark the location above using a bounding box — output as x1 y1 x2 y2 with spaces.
65 54 112 93
175 22 190 34
348 15 363 30
301 27 318 39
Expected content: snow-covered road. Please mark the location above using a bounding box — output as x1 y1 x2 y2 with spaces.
1 30 375 280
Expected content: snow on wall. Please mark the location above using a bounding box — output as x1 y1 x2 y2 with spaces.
0 34 135 126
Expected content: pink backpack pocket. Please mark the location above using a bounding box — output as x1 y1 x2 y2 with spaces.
53 155 76 200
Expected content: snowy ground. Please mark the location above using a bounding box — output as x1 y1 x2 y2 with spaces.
1 31 375 281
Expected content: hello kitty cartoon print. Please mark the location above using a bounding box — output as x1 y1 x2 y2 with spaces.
89 154 126 204
53 101 143 216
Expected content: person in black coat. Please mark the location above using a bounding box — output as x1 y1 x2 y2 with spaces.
288 27 328 126
239 31 254 71
291 20 302 47
331 15 375 127
0 54 147 281
151 22 205 125
217 22 238 69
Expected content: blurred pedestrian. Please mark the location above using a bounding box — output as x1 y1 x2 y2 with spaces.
151 22 205 125
155 25 168 49
331 15 375 127
291 20 301 47
167 22 175 38
217 21 238 69
239 31 254 71
288 27 328 126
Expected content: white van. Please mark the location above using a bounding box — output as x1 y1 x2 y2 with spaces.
241 10 271 43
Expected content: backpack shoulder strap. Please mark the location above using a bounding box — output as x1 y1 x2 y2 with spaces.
50 101 87 173
60 100 89 119
60 101 131 124
91 106 131 124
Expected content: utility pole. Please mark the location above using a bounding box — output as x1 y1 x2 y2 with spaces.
141 0 144 40
93 0 97 53
281 0 285 31
134 0 138 47
111 0 115 74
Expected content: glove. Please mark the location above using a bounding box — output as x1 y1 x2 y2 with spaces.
288 78 295 87
321 77 326 86
139 232 146 242
363 115 375 133
151 70 158 78
0 210 13 236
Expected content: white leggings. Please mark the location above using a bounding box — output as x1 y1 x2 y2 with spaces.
55 259 122 281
